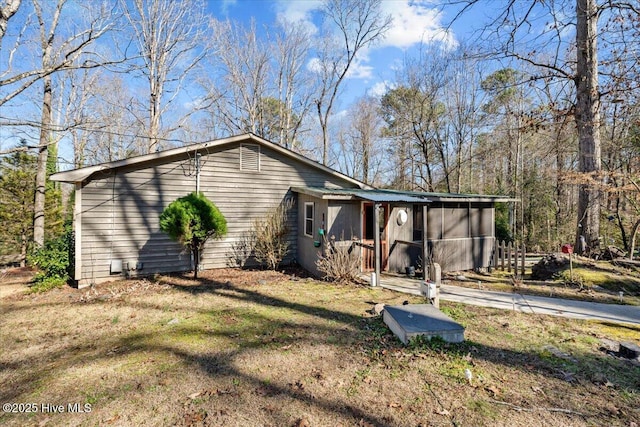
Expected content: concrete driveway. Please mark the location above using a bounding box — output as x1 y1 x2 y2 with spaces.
377 278 640 326
439 284 640 325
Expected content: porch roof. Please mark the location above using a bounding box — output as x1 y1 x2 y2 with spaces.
292 187 516 204
292 187 431 203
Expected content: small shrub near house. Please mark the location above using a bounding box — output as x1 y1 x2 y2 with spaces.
316 236 361 284
159 192 227 278
252 200 293 270
28 226 74 292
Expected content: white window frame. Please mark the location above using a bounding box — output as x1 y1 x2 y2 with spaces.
304 202 314 237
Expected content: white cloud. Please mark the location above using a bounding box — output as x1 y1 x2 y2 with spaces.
368 80 396 98
287 1 458 83
380 0 456 49
275 0 323 34
307 52 374 80
276 0 453 48
306 57 322 74
346 56 374 79
219 0 237 16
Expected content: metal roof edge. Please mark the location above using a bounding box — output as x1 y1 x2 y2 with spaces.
292 186 516 204
373 188 516 203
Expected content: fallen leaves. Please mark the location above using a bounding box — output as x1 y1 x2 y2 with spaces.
293 417 311 427
485 385 501 397
182 408 207 427
187 388 235 401
311 368 325 381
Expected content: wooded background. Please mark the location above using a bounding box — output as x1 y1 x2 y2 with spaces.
1 0 639 265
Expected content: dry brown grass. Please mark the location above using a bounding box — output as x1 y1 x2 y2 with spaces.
1 268 639 427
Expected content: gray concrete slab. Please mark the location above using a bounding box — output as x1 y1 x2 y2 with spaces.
383 304 465 344
374 276 640 326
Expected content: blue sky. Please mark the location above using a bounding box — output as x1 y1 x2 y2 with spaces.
206 0 472 102
0 0 493 164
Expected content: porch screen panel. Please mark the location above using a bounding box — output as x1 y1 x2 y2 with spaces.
426 205 442 239
470 203 493 237
328 203 359 240
443 204 468 238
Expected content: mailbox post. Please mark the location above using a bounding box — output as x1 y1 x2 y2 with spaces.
562 244 573 281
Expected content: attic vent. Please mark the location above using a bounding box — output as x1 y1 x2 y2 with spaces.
240 144 260 172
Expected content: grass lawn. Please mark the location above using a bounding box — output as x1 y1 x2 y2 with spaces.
1 268 639 426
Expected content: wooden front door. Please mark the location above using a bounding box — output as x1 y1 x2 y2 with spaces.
362 202 388 271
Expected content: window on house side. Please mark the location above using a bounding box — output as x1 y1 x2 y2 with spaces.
304 202 314 237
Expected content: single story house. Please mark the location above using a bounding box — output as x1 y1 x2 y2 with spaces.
51 133 512 287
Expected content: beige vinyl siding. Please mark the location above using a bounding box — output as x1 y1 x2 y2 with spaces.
296 193 329 277
77 142 357 284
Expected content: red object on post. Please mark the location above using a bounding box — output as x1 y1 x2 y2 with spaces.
561 244 573 254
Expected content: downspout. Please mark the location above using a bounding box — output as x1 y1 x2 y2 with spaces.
74 182 82 285
374 203 381 287
195 152 201 193
423 204 429 280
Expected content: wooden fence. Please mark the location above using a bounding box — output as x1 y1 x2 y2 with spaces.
491 240 526 276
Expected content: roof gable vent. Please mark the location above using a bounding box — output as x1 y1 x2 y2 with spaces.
240 143 260 172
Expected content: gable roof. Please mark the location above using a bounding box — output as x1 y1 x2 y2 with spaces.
50 133 372 189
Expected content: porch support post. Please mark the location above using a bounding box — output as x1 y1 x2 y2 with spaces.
423 204 429 280
374 203 381 287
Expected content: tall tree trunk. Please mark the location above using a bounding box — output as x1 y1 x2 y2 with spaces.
149 86 160 153
629 218 640 261
33 72 52 248
575 0 602 251
20 228 27 267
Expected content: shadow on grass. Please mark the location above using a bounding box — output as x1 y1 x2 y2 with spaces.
1 272 639 425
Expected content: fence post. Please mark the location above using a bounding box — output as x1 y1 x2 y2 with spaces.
520 242 526 277
500 240 505 271
488 240 495 273
507 242 512 273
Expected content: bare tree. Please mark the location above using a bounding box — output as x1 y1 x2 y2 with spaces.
443 48 485 193
314 0 392 165
27 0 114 247
204 19 315 149
59 71 144 166
207 18 271 137
349 95 383 184
121 0 208 153
0 0 20 45
271 21 315 149
575 0 602 251
448 0 640 251
382 45 452 192
0 0 115 110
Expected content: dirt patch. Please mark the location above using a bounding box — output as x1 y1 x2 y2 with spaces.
1 268 638 426
0 267 34 299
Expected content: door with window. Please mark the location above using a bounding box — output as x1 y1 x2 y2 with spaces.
362 202 388 271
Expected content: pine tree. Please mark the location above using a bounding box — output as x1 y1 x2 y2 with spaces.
0 144 37 266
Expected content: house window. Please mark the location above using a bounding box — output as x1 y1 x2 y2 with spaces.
304 202 314 237
240 144 260 171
